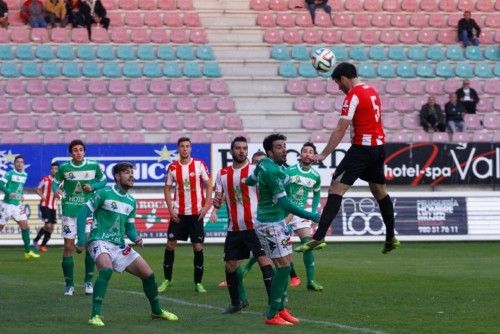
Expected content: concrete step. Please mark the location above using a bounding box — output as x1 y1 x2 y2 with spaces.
193 0 251 10
235 96 293 112
199 12 257 27
242 114 302 129
212 45 270 60
207 28 264 43
219 60 278 77
225 78 286 95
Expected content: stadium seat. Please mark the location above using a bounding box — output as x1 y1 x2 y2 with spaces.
71 28 89 43
135 96 154 112
278 62 298 78
50 28 70 43
40 62 60 78
360 30 379 44
169 79 189 95
472 131 491 142
224 114 243 130
52 96 70 113
320 30 338 44
55 45 74 60
435 62 454 78
106 133 125 144
31 29 49 43
150 29 169 43
334 14 351 27
416 63 435 77
409 14 427 28
431 132 449 143
340 30 359 44
465 46 483 61
464 114 483 130
46 79 66 95
276 13 295 27
385 80 404 95
76 45 95 60
137 45 155 61
271 44 290 60
196 45 215 61
494 63 500 77
82 62 101 77
404 80 424 95
429 13 447 28
62 62 81 78
115 96 133 112
393 96 413 113
203 62 222 78
108 79 127 95
99 114 120 131
10 29 30 43
37 115 57 131
485 14 500 28
189 79 208 95
418 31 436 44
474 64 493 78
183 62 203 78
35 44 54 60
477 98 493 113
494 97 500 112
117 45 135 60
455 63 474 78
396 62 416 78
5 79 24 95
144 12 164 27
257 13 276 27
484 45 499 61
377 62 396 78
149 78 168 95
203 114 223 130
437 31 456 44
158 0 176 10
302 29 321 44
484 80 500 95
426 45 445 61
176 96 195 113
176 45 195 60
285 79 305 96
111 27 130 43
0 45 13 60
295 12 313 27
190 29 208 44
88 80 107 95
157 45 175 60
482 115 500 130
358 63 376 78
446 45 464 61
137 0 155 9
313 96 332 113
302 114 322 130
398 30 417 44
28 96 49 112
216 96 236 113
209 79 229 95
120 114 140 131
371 14 390 28
407 45 426 61
142 114 163 131
16 115 36 131
352 13 370 28
196 96 216 113
131 29 150 43
15 44 34 60
58 115 77 131
1 61 19 77
424 80 443 96
369 45 386 60
282 28 300 44
143 62 162 78
298 62 317 78
103 63 121 78
290 45 309 61
156 96 174 112
442 80 461 94
163 62 183 77
124 12 143 27
73 97 92 113
263 29 282 44
349 45 368 61
26 79 44 95
305 79 325 95
80 114 100 131
96 45 115 60
128 79 148 95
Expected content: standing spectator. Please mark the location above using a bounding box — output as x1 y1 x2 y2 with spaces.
305 0 332 25
445 93 466 134
420 95 446 132
456 80 480 114
457 11 481 47
0 0 9 28
79 0 109 38
20 0 47 27
44 0 67 27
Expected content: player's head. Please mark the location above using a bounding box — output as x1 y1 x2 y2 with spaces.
251 151 265 165
230 136 248 164
68 139 85 162
177 137 191 160
50 162 59 176
14 155 24 171
331 62 358 95
463 11 471 19
112 162 134 189
300 142 317 166
263 133 287 165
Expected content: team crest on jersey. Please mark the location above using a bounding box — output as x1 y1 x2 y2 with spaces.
189 172 195 177
111 201 118 209
68 172 75 180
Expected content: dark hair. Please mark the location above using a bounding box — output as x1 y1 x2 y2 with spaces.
263 133 287 156
177 137 191 146
230 136 247 150
51 162 59 167
68 139 85 153
14 155 24 162
331 62 358 81
301 141 317 154
112 162 134 178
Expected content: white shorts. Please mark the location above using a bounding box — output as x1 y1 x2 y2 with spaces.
61 216 92 239
254 220 292 259
0 202 27 225
88 240 140 273
288 216 312 232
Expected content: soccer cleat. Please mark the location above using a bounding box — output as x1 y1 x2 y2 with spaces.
151 309 178 321
157 279 172 292
218 280 227 288
265 314 293 326
382 237 401 254
290 276 301 287
278 308 300 324
241 299 249 309
195 283 207 293
64 286 74 296
39 246 47 252
32 242 39 252
24 251 40 259
294 239 327 252
88 315 105 327
307 280 324 291
85 282 94 295
221 304 242 314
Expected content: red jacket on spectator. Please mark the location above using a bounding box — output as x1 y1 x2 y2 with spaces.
20 0 44 22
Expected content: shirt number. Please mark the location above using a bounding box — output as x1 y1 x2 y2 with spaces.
370 96 381 122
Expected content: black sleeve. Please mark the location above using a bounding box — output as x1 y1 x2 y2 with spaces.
96 0 106 17
472 19 481 36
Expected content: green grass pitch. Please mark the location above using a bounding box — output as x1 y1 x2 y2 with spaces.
1 242 499 334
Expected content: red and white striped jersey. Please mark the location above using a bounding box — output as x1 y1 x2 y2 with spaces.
38 175 58 209
166 158 210 215
215 163 257 232
340 83 386 146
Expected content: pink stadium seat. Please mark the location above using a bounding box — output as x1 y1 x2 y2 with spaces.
439 0 457 11
21 132 42 143
485 15 500 28
31 28 49 42
361 30 379 44
386 131 410 143
79 114 100 131
190 29 208 44
413 96 428 110
322 30 340 43
484 81 500 95
84 133 105 144
170 79 189 95
283 28 301 44
412 131 431 142
306 79 325 95
443 80 461 94
289 0 305 9
120 114 140 131
100 114 120 131
184 12 201 27
196 96 216 113
420 0 437 11
457 0 475 11
464 114 483 130
11 97 29 113
427 13 448 27
139 0 156 10
263 29 282 43
295 12 313 27
101 0 116 9
286 79 306 95
314 12 332 27
447 13 461 27
405 80 424 95
177 0 193 10
94 97 113 113
107 12 123 26
293 96 314 113
16 115 36 131
341 30 360 44
402 115 421 130
67 81 87 95
394 96 413 113
0 29 8 43
5 79 24 95
203 114 223 130
371 14 390 28
163 114 182 131
31 97 50 113
476 98 493 113
302 29 321 44
37 115 57 131
432 132 449 143
314 96 333 113
334 97 344 110
383 115 402 130
257 13 276 27
472 131 492 142
111 27 130 43
381 95 394 112
385 80 404 95
364 0 381 11
309 131 329 142
344 0 362 11
119 0 137 10
124 12 143 27
164 12 182 27
64 132 82 142
10 29 30 43
107 133 125 143
190 132 210 143
176 96 195 113
382 0 400 11
493 131 500 142
211 132 231 143
129 79 148 95
250 0 269 10
425 81 443 95
269 0 287 10
189 79 208 95
108 79 128 95
379 31 398 44
0 115 14 131
144 12 164 27
366 79 384 94
276 13 295 27
409 14 428 28
149 79 168 95
0 99 7 113
156 97 174 112
224 114 243 130
42 132 62 143
328 0 344 10
142 114 163 131
135 96 155 113
352 13 370 27
418 31 436 44
150 29 169 43
73 97 92 113
88 80 107 95
91 27 110 43
58 115 77 131
476 0 494 11
128 132 145 143
158 0 175 10
170 29 189 43
53 97 70 113
334 14 351 27
216 96 236 113
390 14 409 28
26 79 45 95
209 79 229 95
302 114 322 130
71 28 89 43
115 96 133 113
322 112 339 130
437 31 456 44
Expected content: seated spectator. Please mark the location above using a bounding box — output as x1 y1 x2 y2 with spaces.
456 80 479 114
305 0 331 25
445 93 465 134
80 0 109 38
20 0 47 27
0 0 8 28
67 0 85 27
420 95 445 132
457 11 481 47
44 0 67 27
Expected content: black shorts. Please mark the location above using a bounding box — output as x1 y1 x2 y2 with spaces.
332 144 387 186
224 230 266 261
40 206 57 224
167 214 205 243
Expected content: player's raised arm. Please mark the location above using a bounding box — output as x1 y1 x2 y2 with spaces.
317 118 351 161
88 165 107 191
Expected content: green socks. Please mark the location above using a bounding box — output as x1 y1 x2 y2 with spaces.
235 267 248 303
242 256 257 278
84 250 95 283
21 228 30 253
301 236 316 283
62 256 74 288
91 268 112 317
142 274 162 314
266 266 291 319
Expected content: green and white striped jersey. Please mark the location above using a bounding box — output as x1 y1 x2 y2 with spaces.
286 164 321 209
0 169 27 205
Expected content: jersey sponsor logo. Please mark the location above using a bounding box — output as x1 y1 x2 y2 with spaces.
102 199 133 216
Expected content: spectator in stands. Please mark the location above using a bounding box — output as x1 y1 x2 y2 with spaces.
44 0 68 27
67 0 85 28
456 80 479 114
420 95 445 133
444 93 465 134
305 0 332 25
0 0 9 28
20 0 48 27
457 11 481 47
79 0 109 38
